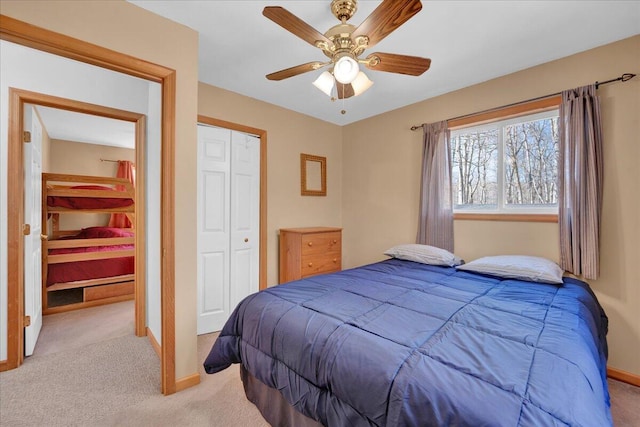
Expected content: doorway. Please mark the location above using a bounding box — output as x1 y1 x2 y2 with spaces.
13 90 147 357
0 16 177 394
26 100 145 359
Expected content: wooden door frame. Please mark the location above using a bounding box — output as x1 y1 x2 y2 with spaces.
197 115 268 290
0 15 177 395
11 88 147 334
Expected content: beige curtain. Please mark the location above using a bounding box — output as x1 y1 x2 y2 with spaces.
558 84 603 279
417 121 454 252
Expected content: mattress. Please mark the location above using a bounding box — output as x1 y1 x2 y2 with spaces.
46 227 134 286
47 247 134 286
204 258 611 426
47 185 133 210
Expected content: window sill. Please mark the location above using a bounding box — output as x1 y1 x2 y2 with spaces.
453 213 558 223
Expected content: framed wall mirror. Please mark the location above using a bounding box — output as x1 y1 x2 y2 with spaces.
300 153 326 196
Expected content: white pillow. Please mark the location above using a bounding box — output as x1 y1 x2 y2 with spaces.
384 244 462 267
456 255 564 284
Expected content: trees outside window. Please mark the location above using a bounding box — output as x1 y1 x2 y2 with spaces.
451 109 559 213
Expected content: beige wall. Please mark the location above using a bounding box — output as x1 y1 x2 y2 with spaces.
198 83 343 286
342 35 640 375
48 139 135 231
48 139 135 176
1 0 200 380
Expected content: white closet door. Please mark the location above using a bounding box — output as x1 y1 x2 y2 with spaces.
196 125 231 334
196 125 261 334
229 132 260 310
24 105 43 356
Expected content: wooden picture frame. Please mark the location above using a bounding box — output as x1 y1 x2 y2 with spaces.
300 153 326 196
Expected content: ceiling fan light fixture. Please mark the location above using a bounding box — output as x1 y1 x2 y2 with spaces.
351 71 374 96
333 55 359 84
313 71 335 96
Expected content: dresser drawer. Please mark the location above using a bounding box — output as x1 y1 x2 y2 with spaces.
279 227 342 284
301 232 341 255
301 253 341 278
84 281 134 302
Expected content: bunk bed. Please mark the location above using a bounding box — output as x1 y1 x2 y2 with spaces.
42 173 136 313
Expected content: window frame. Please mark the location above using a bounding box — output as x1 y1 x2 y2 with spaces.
448 96 561 222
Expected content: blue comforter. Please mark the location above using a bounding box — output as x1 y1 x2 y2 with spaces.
204 259 611 426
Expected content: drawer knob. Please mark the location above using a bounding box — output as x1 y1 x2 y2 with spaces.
308 262 313 267
308 242 313 246
244 238 249 242
333 239 337 244
333 258 337 263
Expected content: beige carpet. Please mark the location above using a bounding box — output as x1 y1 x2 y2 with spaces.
98 332 268 427
608 378 640 426
1 301 638 426
33 300 135 357
0 301 267 427
0 333 159 426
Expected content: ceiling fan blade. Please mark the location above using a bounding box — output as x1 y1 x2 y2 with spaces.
336 82 355 99
266 62 324 81
351 0 422 50
365 52 431 76
263 6 331 48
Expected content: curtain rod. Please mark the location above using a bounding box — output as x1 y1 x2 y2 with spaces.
410 73 636 131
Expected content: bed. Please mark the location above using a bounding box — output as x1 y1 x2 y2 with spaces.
204 257 612 426
42 173 135 313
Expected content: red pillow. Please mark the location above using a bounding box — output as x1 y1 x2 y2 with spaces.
76 226 134 239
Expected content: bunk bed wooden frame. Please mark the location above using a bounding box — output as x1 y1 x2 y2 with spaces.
42 173 136 314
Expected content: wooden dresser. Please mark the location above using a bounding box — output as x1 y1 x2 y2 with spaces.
279 227 342 284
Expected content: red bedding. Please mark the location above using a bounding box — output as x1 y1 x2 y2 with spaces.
47 185 134 210
46 227 134 287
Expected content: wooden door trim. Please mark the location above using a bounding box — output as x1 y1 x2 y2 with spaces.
7 88 146 358
6 86 24 369
0 14 177 395
197 115 268 290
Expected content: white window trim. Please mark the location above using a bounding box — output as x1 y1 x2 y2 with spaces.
451 109 559 215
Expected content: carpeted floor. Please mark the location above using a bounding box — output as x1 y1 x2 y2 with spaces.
0 333 159 426
608 378 640 426
33 300 135 357
0 301 266 427
97 332 268 427
1 300 638 426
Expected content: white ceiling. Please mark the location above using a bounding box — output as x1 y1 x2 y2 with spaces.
129 0 640 126
35 106 135 149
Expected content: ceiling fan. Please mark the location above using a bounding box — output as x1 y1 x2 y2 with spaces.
263 0 431 99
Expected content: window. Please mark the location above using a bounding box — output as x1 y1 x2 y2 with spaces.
451 109 559 215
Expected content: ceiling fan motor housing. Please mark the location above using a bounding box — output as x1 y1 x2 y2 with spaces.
331 0 358 22
321 23 368 63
